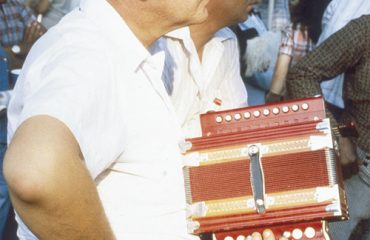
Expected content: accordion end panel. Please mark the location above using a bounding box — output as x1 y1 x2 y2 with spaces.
184 97 349 238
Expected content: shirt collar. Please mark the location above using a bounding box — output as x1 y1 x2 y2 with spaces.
165 27 192 40
80 0 151 72
165 26 234 49
212 27 235 42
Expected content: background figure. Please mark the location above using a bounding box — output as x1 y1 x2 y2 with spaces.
318 0 370 109
286 15 370 240
266 0 330 102
26 0 80 29
0 0 46 69
0 46 10 239
254 0 291 32
161 0 261 137
236 0 290 106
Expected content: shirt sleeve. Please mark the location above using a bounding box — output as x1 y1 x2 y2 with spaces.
279 25 294 57
286 16 368 125
15 45 124 178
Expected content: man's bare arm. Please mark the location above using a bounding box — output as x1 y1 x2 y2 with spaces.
4 115 115 239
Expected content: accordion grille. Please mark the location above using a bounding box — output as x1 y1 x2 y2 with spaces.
187 149 333 203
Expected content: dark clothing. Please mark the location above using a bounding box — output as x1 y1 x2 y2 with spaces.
287 15 370 154
0 0 34 47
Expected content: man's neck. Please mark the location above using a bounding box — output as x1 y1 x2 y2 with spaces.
108 0 170 48
189 19 224 61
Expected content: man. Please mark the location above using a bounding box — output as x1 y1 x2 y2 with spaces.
3 0 210 239
0 0 46 69
318 0 370 110
161 0 262 138
286 15 370 240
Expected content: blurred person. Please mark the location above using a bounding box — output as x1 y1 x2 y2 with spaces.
286 15 370 240
266 0 330 102
318 0 370 110
161 0 262 137
236 0 290 106
0 0 46 69
3 0 210 239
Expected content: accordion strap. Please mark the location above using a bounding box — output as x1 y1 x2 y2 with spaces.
248 144 266 214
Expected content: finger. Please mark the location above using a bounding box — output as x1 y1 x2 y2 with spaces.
251 232 262 240
262 229 275 240
25 22 38 42
23 24 32 42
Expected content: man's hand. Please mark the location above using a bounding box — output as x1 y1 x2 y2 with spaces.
338 136 357 166
23 21 47 44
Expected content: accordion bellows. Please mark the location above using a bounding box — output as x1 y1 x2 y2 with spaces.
182 97 348 239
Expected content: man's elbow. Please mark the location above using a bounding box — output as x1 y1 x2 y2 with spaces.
3 150 45 203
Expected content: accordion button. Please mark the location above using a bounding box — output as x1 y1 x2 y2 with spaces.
236 235 246 240
272 107 280 115
253 110 261 117
302 103 309 110
225 115 232 122
282 231 291 238
282 106 289 113
304 227 316 238
224 236 234 240
234 113 242 120
215 116 223 123
292 228 303 239
292 104 299 112
244 112 251 119
263 109 270 116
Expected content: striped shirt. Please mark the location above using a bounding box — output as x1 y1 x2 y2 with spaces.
0 0 35 47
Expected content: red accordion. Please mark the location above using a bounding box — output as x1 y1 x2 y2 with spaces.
182 97 348 240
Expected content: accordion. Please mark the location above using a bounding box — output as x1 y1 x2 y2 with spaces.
182 97 348 240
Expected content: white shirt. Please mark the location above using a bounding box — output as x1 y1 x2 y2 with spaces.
7 0 195 239
160 27 248 137
318 0 370 108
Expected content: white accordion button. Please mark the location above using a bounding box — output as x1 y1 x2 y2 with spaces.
302 103 309 110
292 104 299 112
236 235 246 240
224 236 234 240
215 116 223 123
244 112 251 119
263 109 270 116
272 107 280 115
225 115 232 122
282 231 291 238
253 110 261 117
282 106 289 113
234 113 242 120
292 228 303 239
304 227 316 238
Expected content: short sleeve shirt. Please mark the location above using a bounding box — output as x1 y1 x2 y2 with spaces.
7 0 194 238
279 24 313 66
